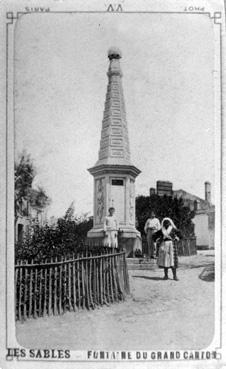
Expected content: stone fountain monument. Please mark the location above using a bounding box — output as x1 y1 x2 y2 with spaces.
87 47 141 256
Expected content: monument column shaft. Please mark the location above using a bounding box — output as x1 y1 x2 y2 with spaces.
87 48 141 256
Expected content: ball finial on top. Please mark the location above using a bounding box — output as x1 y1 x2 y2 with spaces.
108 47 122 60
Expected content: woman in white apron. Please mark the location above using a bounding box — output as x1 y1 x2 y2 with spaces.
153 217 181 281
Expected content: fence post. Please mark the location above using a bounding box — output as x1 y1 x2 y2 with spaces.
77 253 81 309
99 257 103 306
109 254 114 302
15 265 19 321
114 254 123 299
85 257 90 310
105 256 110 304
33 266 38 319
59 256 63 314
48 258 52 316
43 265 47 317
119 254 124 295
23 261 28 320
68 259 72 312
81 256 85 309
54 257 58 315
112 252 118 302
18 262 23 320
89 258 94 308
123 252 130 295
63 256 67 312
96 258 100 305
72 260 77 311
38 266 43 317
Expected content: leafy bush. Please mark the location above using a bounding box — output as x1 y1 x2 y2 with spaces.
15 215 93 262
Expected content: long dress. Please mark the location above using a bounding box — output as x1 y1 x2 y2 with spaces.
103 215 118 248
153 229 180 269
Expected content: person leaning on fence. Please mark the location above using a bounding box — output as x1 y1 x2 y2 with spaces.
152 217 182 281
144 211 161 259
103 207 119 248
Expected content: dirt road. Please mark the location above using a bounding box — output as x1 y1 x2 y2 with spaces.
16 251 214 350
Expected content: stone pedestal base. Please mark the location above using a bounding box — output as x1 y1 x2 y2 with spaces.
87 227 142 257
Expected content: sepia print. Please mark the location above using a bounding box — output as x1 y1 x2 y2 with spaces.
1 0 225 367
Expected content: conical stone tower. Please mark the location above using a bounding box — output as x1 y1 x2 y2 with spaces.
87 47 141 256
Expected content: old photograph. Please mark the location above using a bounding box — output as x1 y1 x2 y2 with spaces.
1 0 225 367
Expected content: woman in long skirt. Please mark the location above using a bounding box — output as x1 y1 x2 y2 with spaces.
153 217 181 281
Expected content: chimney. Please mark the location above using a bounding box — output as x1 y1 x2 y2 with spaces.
156 180 173 197
205 181 211 203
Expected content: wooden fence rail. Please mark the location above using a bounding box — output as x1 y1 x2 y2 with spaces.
15 249 130 321
142 236 197 257
177 237 197 256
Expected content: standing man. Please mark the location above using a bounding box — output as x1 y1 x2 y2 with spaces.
144 211 161 259
103 207 119 248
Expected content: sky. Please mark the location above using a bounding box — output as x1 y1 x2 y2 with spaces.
14 12 215 218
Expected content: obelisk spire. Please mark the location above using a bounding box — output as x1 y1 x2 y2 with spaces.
87 48 142 255
95 47 131 166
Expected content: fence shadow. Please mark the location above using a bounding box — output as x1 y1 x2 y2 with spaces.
132 276 163 281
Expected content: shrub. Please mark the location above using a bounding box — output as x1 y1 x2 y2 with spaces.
15 215 93 262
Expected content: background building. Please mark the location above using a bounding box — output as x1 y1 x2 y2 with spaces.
150 180 215 249
156 181 173 197
15 189 49 242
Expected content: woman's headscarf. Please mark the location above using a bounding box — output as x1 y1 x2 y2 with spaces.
161 217 177 238
161 217 177 229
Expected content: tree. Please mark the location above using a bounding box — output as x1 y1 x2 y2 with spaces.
29 187 50 210
15 151 50 223
15 151 35 222
136 194 195 238
64 201 75 221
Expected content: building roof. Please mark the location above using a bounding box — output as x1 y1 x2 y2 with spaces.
173 189 204 202
173 189 214 212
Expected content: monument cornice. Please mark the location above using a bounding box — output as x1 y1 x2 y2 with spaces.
88 164 141 178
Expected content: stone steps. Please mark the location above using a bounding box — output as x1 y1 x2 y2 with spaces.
126 258 158 270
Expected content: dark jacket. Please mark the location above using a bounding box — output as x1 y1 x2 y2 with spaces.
152 228 182 243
